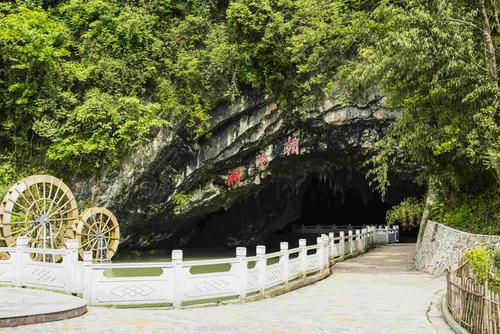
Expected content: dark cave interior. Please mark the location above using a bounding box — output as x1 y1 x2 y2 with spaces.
185 170 423 250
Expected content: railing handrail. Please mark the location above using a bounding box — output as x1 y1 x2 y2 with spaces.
0 225 398 308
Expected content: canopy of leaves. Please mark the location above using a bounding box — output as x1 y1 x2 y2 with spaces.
339 0 499 231
0 0 371 191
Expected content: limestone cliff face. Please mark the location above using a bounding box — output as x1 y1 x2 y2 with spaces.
73 95 409 249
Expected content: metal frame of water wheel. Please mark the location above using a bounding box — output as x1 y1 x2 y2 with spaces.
0 175 79 259
76 207 120 262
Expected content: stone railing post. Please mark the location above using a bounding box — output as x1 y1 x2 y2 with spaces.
328 232 334 262
82 251 93 303
348 230 354 255
367 227 372 247
370 226 375 245
320 234 327 267
172 249 183 308
316 237 324 271
14 236 30 288
395 225 400 242
355 230 361 253
366 228 370 248
299 239 307 279
361 229 367 252
256 245 266 294
323 235 329 268
385 226 390 243
280 242 289 287
236 247 247 299
339 231 345 261
65 239 79 294
367 226 371 246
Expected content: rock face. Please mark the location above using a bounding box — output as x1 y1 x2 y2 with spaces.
73 95 418 250
415 220 500 275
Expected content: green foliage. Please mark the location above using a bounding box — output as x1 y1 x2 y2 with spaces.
430 189 500 235
0 0 379 183
465 248 493 283
386 197 423 230
172 192 189 206
0 1 243 180
464 248 500 292
493 251 500 271
342 0 499 195
339 0 499 232
226 0 369 112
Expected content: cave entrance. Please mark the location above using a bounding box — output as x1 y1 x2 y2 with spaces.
297 173 389 227
269 171 422 244
185 170 422 250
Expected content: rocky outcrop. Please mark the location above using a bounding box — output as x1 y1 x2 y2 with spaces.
72 95 416 249
415 220 500 275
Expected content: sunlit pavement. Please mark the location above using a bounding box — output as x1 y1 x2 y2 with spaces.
3 244 453 334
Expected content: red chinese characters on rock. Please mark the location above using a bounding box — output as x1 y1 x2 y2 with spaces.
255 151 269 170
227 168 241 187
283 136 300 156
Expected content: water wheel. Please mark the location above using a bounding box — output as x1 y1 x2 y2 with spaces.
76 207 120 262
0 175 79 254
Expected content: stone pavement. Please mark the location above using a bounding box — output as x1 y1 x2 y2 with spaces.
2 244 454 334
0 288 86 327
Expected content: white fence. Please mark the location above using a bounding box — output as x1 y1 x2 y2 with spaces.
293 224 399 242
0 226 396 307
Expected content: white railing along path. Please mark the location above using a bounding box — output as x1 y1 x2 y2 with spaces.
0 226 396 307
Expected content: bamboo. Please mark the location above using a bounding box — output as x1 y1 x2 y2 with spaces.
446 266 500 334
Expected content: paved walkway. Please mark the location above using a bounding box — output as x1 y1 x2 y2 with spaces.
2 244 453 334
0 288 86 327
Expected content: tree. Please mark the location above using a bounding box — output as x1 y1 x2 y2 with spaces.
339 0 499 231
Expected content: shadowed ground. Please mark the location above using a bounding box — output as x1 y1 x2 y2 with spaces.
3 244 453 334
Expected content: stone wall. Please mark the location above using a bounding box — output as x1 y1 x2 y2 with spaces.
415 220 500 276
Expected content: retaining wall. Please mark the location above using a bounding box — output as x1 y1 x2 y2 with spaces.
415 220 500 275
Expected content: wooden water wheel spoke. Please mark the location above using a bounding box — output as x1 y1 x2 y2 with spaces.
45 180 63 215
47 184 69 215
49 199 76 218
50 216 79 222
77 233 95 238
103 225 118 234
80 238 95 249
4 205 36 218
28 183 40 212
6 223 39 239
0 175 79 255
7 219 38 225
76 207 120 262
2 212 28 222
13 189 38 214
11 203 36 217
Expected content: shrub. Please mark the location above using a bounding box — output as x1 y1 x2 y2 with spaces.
386 197 423 230
464 248 500 292
430 190 500 235
464 248 492 283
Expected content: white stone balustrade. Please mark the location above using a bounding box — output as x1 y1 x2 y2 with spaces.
0 225 397 307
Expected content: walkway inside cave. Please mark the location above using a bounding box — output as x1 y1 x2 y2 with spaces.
7 244 454 334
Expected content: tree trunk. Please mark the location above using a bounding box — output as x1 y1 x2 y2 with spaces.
479 0 498 88
491 0 500 34
416 177 437 250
